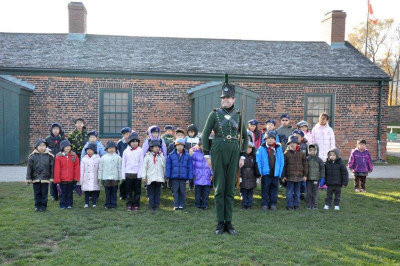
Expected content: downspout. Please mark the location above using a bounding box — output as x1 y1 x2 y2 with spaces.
377 80 383 162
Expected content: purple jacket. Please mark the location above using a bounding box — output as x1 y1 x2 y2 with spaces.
348 148 373 173
192 149 212 186
141 126 168 160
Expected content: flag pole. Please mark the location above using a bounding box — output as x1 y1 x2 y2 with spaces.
364 0 370 57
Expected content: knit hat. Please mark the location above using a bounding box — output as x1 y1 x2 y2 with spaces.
60 139 72 152
187 124 198 136
292 129 305 137
88 131 98 137
248 119 259 125
120 127 131 134
149 140 162 148
127 132 140 144
85 143 98 154
265 119 276 126
164 125 174 131
287 135 299 145
297 120 308 128
150 126 161 134
174 138 186 146
34 139 47 149
280 114 291 120
105 141 117 151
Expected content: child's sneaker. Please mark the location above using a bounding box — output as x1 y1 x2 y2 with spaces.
360 189 366 193
334 205 340 211
67 206 72 209
34 207 39 212
134 206 139 211
92 205 96 208
173 207 179 211
323 205 329 210
178 206 184 210
355 188 360 193
84 204 89 208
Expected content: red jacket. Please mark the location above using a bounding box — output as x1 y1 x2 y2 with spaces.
54 151 80 183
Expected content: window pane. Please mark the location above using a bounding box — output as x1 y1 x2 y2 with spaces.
101 91 131 135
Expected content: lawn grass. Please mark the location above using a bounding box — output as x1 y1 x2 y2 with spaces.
1 180 400 265
387 155 400 165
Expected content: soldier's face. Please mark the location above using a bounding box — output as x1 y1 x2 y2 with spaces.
221 97 235 108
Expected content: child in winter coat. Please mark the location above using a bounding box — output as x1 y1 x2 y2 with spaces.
324 148 349 211
142 126 168 160
141 140 166 210
166 138 193 210
297 120 313 143
348 139 373 193
167 128 186 154
54 140 80 209
247 119 263 149
277 114 293 151
117 127 132 200
98 141 122 209
45 123 67 201
162 125 175 149
26 139 54 211
122 132 143 211
256 132 284 211
191 139 212 209
282 135 308 210
306 144 325 209
292 129 309 200
81 131 106 158
80 143 101 208
185 124 200 190
261 119 280 145
240 142 260 209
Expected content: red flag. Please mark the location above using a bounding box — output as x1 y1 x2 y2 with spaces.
368 0 377 25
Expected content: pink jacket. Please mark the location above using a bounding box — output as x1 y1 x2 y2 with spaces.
79 154 101 191
122 146 143 179
303 130 313 144
311 123 335 162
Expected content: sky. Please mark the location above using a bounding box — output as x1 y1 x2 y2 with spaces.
0 0 398 41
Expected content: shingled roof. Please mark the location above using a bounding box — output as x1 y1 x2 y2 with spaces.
0 32 390 80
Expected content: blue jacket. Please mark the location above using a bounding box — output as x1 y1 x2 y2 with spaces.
81 140 106 158
256 143 284 178
117 138 129 157
166 149 193 180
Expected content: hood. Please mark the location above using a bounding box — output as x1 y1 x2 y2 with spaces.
34 138 47 149
187 124 198 137
327 148 341 161
308 143 319 157
85 143 98 154
147 125 161 140
60 139 72 152
49 123 64 138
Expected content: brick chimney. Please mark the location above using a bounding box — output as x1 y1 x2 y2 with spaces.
68 2 87 40
321 10 346 48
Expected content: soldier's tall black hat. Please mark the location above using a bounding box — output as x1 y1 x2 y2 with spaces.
220 74 235 98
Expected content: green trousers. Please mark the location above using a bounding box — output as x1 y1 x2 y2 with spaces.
210 139 240 222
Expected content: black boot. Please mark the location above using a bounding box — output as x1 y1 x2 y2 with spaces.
224 221 237 235
215 222 225 235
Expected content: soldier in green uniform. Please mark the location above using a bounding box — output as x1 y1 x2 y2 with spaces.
201 81 248 235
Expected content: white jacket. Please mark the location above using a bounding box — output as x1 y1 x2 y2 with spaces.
122 147 143 179
79 154 101 191
311 123 336 162
141 151 165 185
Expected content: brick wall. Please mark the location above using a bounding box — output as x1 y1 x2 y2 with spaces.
17 75 388 161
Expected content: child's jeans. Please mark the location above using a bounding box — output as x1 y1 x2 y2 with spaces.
306 180 318 208
125 174 142 208
84 191 100 206
105 185 118 208
240 188 254 208
195 185 211 208
50 182 59 200
59 182 74 208
261 175 279 208
147 182 162 209
286 181 300 208
33 182 49 210
325 185 342 206
171 179 186 208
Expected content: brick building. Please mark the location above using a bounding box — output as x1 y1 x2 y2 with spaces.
0 3 390 163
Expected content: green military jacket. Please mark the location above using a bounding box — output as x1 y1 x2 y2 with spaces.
201 106 248 156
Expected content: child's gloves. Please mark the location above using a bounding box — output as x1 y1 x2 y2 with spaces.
75 185 82 196
319 178 325 187
56 184 62 196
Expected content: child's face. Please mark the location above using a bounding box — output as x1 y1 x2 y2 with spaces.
246 147 253 154
37 143 47 153
289 142 298 150
151 131 159 138
248 124 256 132
319 116 328 126
358 143 366 151
89 136 97 143
166 129 173 135
75 121 84 131
64 146 71 153
52 127 60 136
300 125 308 132
122 132 130 140
107 147 116 153
280 118 290 127
152 146 160 153
130 141 139 148
176 144 184 152
176 133 185 139
309 147 316 156
266 137 276 146
293 133 303 142
188 131 195 138
266 123 275 131
86 149 94 156
329 152 337 161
